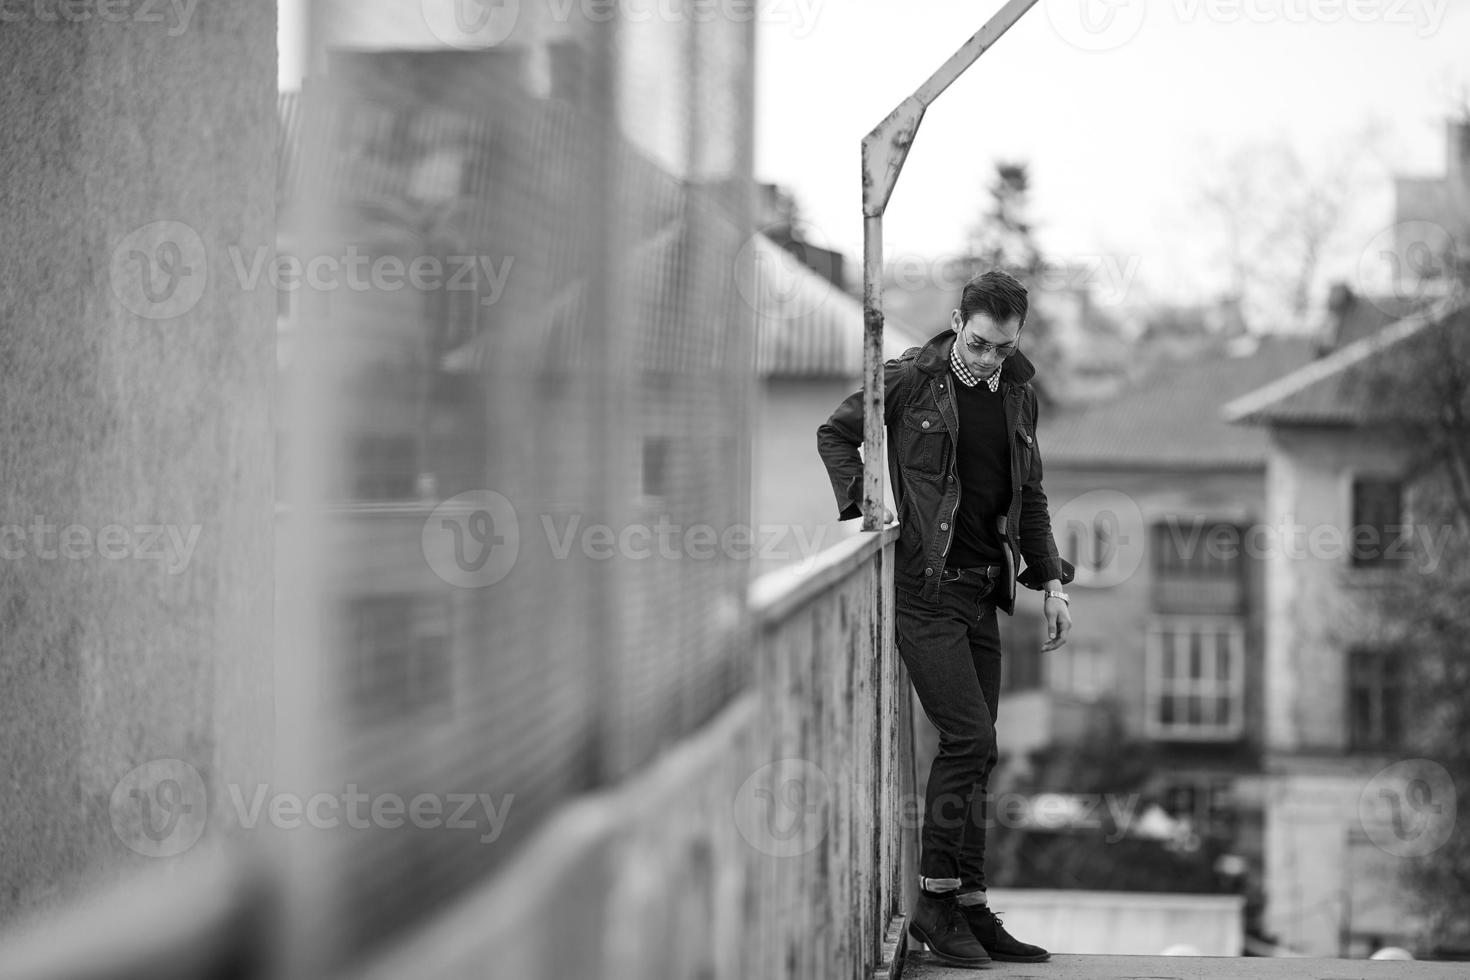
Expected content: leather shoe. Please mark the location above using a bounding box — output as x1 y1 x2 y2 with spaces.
962 904 1049 962
908 891 991 969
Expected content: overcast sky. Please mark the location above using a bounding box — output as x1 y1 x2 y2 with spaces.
280 0 1470 315
756 0 1470 311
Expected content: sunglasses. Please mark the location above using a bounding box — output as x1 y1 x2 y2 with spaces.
964 335 1019 359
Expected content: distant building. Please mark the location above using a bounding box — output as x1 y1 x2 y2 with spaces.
756 183 848 292
751 234 922 574
1389 118 1470 302
1224 301 1465 957
999 334 1319 921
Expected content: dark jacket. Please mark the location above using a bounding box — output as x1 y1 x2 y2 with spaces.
815 328 1074 613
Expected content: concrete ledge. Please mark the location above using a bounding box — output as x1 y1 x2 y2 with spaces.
904 952 1470 979
748 525 898 624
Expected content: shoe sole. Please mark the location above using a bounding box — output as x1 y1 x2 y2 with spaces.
988 951 1051 963
907 924 991 969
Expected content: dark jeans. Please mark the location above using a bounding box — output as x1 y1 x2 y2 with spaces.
896 566 1003 891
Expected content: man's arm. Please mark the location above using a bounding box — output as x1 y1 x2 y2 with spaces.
815 356 910 521
1015 391 1075 590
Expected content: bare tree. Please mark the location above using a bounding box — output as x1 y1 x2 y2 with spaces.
1195 129 1385 331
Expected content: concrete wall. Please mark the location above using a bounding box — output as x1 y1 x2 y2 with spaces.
986 887 1245 956
0 4 276 924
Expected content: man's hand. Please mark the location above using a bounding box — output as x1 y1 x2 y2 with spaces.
1041 589 1072 652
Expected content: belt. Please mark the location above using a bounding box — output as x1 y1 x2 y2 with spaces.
940 564 1003 582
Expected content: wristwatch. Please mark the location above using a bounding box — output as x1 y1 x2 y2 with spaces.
1043 590 1070 605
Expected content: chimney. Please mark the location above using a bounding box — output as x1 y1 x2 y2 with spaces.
1316 282 1356 357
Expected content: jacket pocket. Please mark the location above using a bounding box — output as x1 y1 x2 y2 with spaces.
1014 425 1035 480
900 409 946 474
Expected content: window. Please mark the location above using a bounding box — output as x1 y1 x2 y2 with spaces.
1145 616 1245 740
1152 520 1243 582
1000 612 1045 693
1160 776 1237 839
1047 641 1114 701
1348 647 1405 751
641 436 673 499
1064 512 1120 577
1350 478 1408 568
351 434 419 501
341 594 453 725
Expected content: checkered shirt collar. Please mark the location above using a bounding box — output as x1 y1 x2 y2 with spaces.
950 342 1000 393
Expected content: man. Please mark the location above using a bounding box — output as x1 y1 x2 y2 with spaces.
816 270 1074 969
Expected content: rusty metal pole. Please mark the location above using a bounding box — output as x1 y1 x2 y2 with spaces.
858 0 1041 531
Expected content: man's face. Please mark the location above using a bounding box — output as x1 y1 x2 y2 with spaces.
950 309 1022 379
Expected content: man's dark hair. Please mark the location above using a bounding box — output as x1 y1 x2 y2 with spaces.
959 270 1028 328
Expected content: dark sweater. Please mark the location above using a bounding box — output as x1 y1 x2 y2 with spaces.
946 371 1012 567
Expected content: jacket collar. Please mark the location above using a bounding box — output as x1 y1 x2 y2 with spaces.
913 328 1037 386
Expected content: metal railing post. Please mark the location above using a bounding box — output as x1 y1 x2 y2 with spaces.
858 0 1041 531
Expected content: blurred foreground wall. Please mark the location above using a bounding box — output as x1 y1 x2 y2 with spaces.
0 3 277 923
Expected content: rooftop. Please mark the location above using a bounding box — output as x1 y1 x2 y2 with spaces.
1222 302 1464 427
754 234 925 379
1041 334 1317 469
